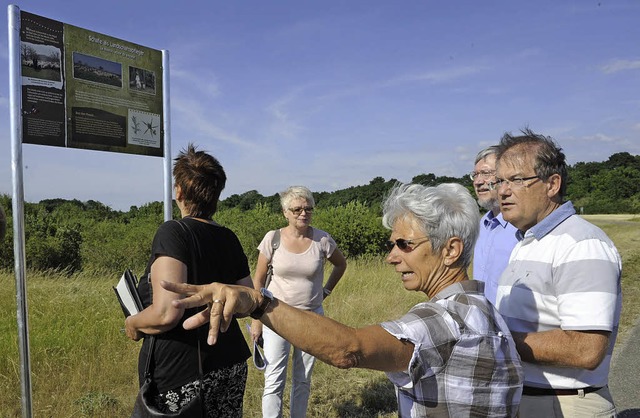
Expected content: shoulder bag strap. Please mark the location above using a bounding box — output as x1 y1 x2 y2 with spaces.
142 335 156 381
174 220 205 395
265 229 281 288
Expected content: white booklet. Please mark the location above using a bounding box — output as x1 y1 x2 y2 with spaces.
113 269 144 318
246 324 267 370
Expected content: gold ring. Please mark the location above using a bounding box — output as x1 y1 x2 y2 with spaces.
212 299 223 304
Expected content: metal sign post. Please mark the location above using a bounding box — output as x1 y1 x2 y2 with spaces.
162 50 172 221
8 5 33 417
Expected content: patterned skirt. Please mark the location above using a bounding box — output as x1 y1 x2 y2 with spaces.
156 361 248 417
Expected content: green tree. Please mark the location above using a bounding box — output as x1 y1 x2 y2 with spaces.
314 202 389 258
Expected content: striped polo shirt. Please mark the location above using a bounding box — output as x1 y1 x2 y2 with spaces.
496 201 622 389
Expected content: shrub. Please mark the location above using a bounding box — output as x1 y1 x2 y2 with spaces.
81 219 158 273
215 204 283 267
313 201 388 258
23 207 83 272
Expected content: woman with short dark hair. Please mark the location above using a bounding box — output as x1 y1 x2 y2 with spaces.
125 143 252 416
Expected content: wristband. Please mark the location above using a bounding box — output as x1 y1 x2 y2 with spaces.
250 288 274 319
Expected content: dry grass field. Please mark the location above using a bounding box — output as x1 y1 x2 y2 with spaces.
0 214 638 417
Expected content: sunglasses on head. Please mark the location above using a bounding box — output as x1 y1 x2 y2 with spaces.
384 237 429 252
288 206 314 216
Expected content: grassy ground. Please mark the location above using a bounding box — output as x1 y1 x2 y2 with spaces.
0 214 638 417
581 215 640 340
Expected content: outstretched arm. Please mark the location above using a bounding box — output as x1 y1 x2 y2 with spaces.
160 281 413 372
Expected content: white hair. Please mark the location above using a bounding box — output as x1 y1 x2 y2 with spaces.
279 185 315 210
382 183 479 267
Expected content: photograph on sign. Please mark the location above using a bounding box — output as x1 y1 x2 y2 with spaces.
72 52 123 88
129 66 156 95
21 42 62 83
19 10 164 157
20 12 66 147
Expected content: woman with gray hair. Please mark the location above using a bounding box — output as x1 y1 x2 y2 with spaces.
162 183 523 417
250 185 347 418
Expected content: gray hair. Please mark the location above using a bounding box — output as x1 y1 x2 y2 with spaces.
279 185 315 210
474 145 500 165
382 183 479 268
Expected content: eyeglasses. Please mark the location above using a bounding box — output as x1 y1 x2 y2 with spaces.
469 170 496 181
384 237 429 252
487 176 540 191
288 206 314 216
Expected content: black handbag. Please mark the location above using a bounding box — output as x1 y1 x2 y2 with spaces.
131 337 204 417
131 220 205 418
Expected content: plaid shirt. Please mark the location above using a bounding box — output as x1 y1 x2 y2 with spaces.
381 281 523 417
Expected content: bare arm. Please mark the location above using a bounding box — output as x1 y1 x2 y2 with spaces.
161 281 414 372
124 256 187 340
235 275 253 288
252 252 269 289
249 253 270 341
512 329 610 370
264 299 411 371
323 248 347 296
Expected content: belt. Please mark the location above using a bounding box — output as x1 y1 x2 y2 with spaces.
523 386 603 396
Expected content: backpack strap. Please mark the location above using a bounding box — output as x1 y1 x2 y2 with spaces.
271 229 281 254
265 229 281 288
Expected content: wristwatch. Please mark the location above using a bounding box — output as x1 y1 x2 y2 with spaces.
250 288 274 319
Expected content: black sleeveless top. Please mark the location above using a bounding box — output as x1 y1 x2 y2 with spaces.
137 217 251 392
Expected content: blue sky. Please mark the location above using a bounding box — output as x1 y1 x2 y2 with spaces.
1 1 639 211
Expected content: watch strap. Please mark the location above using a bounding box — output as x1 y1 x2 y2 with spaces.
250 288 273 319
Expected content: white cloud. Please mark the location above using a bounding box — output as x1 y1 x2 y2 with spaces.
515 48 544 59
171 96 255 148
265 90 305 140
580 133 618 143
388 65 487 86
171 67 221 99
601 59 640 74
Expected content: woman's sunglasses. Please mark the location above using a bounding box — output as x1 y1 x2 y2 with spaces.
384 237 429 252
288 206 314 216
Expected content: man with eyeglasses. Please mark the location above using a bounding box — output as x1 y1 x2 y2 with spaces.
493 129 622 417
470 145 518 305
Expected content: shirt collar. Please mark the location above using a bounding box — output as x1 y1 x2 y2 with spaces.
431 280 484 302
483 211 509 230
519 201 575 240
